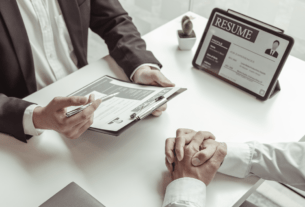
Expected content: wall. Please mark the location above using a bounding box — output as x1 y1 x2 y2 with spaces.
88 0 305 62
190 0 305 61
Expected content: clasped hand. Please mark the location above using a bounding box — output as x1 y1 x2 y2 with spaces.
165 129 227 185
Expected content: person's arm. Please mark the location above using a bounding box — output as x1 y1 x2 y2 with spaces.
164 132 227 207
89 0 175 117
163 178 206 207
89 0 161 79
0 93 34 142
218 141 305 190
1 93 102 142
23 104 45 137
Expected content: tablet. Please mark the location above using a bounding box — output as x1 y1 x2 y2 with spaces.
192 8 294 101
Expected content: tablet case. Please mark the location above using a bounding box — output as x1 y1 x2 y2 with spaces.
192 8 294 101
39 182 105 207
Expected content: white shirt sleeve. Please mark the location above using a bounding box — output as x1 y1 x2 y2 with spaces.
130 63 161 81
218 141 305 191
22 104 45 136
163 178 206 207
218 142 252 178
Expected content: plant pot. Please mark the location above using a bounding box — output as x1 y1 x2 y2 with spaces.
177 30 196 50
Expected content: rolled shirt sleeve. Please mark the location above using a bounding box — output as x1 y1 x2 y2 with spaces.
219 141 305 191
163 177 206 207
22 104 44 136
218 142 253 178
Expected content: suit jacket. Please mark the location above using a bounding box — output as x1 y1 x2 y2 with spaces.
265 49 278 58
0 0 161 143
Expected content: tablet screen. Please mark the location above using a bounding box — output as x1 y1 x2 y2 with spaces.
195 12 290 97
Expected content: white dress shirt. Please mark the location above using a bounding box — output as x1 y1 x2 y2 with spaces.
163 141 305 207
18 0 159 136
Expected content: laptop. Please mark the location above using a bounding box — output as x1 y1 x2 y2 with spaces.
40 182 105 207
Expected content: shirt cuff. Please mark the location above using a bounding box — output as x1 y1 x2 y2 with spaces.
163 177 206 207
130 63 161 82
22 104 45 136
218 142 252 178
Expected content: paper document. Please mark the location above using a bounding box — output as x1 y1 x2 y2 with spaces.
67 76 182 132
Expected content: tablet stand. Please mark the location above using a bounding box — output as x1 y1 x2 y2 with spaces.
256 80 281 100
269 81 281 99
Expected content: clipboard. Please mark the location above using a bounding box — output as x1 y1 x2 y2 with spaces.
192 8 294 101
67 75 187 136
88 87 186 136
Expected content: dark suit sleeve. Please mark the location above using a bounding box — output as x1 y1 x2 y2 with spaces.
0 94 33 143
89 0 162 79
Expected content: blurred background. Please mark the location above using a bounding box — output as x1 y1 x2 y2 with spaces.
88 0 305 64
88 1 305 206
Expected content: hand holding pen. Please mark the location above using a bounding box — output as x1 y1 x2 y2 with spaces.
66 92 119 117
32 94 102 140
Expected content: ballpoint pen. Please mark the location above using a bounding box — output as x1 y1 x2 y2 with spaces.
66 92 120 118
130 96 166 120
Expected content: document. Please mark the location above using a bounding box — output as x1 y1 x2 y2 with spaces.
67 76 182 132
195 12 290 97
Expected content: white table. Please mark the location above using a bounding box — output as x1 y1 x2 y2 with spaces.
1 12 305 207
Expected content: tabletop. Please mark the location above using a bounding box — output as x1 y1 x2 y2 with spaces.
1 12 305 207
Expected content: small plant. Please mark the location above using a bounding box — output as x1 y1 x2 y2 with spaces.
179 16 195 38
177 15 196 50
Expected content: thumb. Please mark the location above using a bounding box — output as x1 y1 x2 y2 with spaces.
152 71 175 87
52 96 88 110
191 151 210 167
206 144 227 167
191 144 217 166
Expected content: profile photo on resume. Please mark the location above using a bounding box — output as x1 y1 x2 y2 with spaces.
265 40 280 58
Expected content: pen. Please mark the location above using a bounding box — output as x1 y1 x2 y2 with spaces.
130 96 165 119
66 92 119 118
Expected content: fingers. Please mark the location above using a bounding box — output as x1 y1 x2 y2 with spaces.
165 138 176 163
175 136 186 162
188 131 216 151
176 128 196 138
175 128 197 161
165 157 173 172
66 98 102 126
152 110 162 116
66 118 90 139
66 115 94 139
82 98 102 115
187 131 207 153
52 96 88 110
87 94 95 104
151 70 175 87
191 140 218 166
206 143 227 170
151 104 167 117
76 116 94 137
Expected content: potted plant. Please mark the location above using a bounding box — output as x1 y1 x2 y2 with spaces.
177 16 196 50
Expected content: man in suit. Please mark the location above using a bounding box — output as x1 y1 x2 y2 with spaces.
163 129 305 207
265 40 280 58
0 0 174 143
